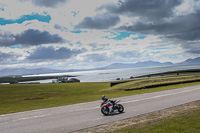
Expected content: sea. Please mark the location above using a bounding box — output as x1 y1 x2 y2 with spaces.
21 64 200 83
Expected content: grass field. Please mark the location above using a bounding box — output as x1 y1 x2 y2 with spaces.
1 75 200 115
112 101 200 133
0 82 110 114
110 75 200 91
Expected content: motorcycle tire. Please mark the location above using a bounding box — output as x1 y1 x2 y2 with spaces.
101 106 109 115
117 104 124 113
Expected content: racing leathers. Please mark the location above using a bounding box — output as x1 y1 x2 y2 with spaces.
102 97 115 112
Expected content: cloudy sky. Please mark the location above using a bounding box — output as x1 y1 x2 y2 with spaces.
0 0 200 70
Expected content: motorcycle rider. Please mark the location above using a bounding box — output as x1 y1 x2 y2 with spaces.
101 95 115 112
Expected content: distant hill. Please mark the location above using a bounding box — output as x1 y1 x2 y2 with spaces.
177 57 200 65
101 61 173 69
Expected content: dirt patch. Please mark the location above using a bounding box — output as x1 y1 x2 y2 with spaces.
73 100 200 133
24 97 45 100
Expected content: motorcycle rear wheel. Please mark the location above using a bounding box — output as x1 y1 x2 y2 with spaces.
117 104 124 113
101 106 109 115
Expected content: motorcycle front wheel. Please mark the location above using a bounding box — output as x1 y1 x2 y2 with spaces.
117 104 124 113
101 106 109 115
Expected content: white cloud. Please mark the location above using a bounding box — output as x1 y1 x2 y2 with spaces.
0 0 199 70
0 0 45 19
0 20 50 35
174 0 199 16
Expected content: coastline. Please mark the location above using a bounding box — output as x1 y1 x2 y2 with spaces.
1 65 200 84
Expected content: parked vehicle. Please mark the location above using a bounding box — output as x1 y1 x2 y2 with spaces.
52 77 80 83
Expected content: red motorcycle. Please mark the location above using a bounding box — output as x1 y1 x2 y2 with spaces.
100 99 124 115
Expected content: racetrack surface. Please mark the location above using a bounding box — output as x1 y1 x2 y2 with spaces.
1 85 200 133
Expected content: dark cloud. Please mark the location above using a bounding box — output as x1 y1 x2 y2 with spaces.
0 29 65 47
84 53 109 62
15 29 65 46
101 0 182 20
0 31 15 46
75 14 120 29
119 10 200 41
181 42 200 55
119 22 175 35
169 31 200 41
186 50 200 54
120 8 199 32
27 46 84 60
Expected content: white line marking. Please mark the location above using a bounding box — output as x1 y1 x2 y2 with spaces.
75 87 200 111
13 114 50 121
92 118 104 121
78 106 99 111
0 114 50 125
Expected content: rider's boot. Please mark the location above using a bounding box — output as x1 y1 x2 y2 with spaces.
111 105 115 112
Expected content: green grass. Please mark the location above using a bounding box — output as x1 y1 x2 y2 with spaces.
110 75 200 91
137 69 200 78
113 103 200 133
1 75 200 115
0 82 110 114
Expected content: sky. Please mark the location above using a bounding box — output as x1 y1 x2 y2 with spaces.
0 0 200 70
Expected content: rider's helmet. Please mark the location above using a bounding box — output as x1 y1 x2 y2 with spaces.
102 95 106 100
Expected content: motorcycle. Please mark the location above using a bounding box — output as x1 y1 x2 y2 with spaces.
101 99 124 115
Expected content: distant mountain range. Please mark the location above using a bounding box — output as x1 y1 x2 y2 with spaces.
100 61 173 69
1 57 200 77
177 57 200 65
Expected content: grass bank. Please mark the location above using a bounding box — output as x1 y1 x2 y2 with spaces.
136 69 200 78
1 75 200 115
109 75 200 91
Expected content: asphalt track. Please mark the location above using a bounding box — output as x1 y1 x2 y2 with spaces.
1 85 200 133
